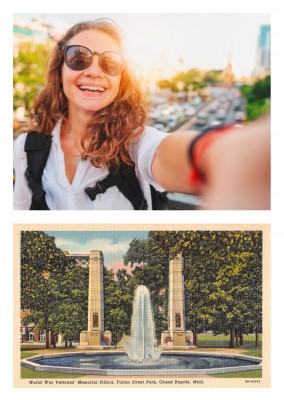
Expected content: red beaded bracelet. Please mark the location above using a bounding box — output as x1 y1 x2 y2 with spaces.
188 124 241 184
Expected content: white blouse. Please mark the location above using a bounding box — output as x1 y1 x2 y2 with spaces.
13 120 168 210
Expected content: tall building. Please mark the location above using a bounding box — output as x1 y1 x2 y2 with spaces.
255 25 271 78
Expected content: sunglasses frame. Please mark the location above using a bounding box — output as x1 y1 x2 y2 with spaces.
59 44 125 76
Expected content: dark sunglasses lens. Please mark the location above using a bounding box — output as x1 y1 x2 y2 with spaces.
65 46 92 71
100 52 124 75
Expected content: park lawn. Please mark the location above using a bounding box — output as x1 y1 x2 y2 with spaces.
198 334 261 348
21 347 84 379
212 370 262 378
21 351 38 359
197 335 262 358
21 366 83 379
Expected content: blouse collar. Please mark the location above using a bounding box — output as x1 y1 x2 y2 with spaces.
51 119 63 146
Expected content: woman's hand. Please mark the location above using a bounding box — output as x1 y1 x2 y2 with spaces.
152 114 270 210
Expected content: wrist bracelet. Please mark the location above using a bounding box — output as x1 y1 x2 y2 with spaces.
188 124 236 184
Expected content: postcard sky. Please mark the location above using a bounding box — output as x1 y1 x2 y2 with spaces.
45 230 149 273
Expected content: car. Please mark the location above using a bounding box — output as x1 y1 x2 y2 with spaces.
234 111 247 122
233 100 242 111
208 102 218 113
153 122 167 131
210 119 223 127
192 96 202 106
196 115 208 126
216 109 227 120
184 105 196 117
166 116 179 129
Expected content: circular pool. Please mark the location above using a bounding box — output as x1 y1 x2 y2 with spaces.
21 351 262 376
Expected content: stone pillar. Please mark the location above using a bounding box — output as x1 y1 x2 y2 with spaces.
88 250 104 334
168 253 186 346
78 250 110 349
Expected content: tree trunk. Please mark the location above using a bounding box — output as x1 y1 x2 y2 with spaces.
255 330 259 347
229 328 235 348
65 339 68 348
240 332 244 346
45 319 50 348
69 341 72 348
52 332 57 348
235 328 239 347
193 332 198 347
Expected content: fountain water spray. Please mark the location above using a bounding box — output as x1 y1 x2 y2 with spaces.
125 285 161 362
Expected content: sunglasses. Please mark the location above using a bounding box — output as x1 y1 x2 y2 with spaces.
60 45 125 76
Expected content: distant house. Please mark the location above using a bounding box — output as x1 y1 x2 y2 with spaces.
20 309 45 343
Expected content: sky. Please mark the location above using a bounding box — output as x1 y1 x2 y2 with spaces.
14 13 270 80
44 230 149 273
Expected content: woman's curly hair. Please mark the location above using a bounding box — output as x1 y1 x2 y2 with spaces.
33 19 147 169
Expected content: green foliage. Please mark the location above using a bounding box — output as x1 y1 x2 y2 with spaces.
20 231 86 347
13 41 53 114
20 231 67 311
104 267 135 344
51 264 88 343
149 230 262 347
240 75 271 120
157 68 222 92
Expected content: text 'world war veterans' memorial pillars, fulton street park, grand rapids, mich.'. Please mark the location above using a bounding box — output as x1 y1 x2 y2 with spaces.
77 250 112 349
161 253 195 349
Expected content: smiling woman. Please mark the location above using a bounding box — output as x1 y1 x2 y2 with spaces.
13 19 163 210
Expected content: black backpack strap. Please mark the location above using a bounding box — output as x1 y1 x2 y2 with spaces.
85 164 148 210
24 131 51 210
150 185 168 210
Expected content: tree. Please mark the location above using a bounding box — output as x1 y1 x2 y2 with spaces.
240 75 271 120
20 231 67 348
203 70 222 85
13 41 53 115
151 230 263 348
104 267 136 344
51 263 88 347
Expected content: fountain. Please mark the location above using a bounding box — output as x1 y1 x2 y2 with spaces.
124 285 161 362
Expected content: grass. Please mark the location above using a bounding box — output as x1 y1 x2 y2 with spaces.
21 347 84 378
212 370 262 378
197 334 262 357
21 366 82 379
21 351 38 359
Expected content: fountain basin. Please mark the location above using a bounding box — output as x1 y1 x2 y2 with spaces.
21 351 262 376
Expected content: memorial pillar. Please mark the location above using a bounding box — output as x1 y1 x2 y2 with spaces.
168 253 186 346
78 250 111 349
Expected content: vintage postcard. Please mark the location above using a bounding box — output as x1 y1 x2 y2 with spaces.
14 224 270 388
